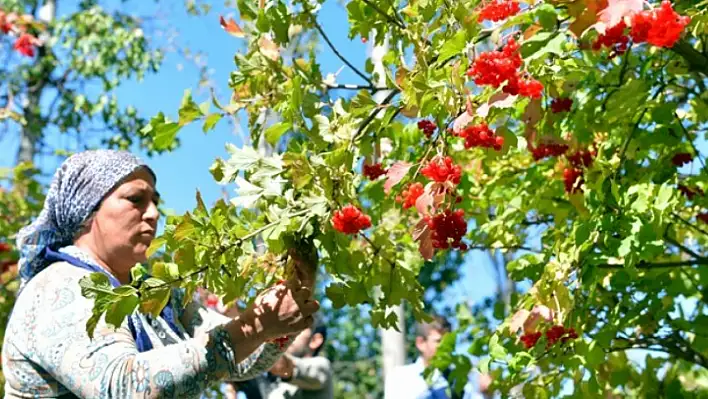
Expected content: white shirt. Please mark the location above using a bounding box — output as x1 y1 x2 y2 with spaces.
384 358 479 399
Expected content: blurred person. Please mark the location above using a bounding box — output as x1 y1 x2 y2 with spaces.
257 317 333 398
385 315 490 399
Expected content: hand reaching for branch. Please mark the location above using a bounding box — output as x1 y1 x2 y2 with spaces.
246 283 319 342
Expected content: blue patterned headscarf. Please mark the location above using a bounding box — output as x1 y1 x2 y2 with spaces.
17 149 155 289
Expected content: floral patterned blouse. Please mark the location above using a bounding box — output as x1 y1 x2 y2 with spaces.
2 247 286 398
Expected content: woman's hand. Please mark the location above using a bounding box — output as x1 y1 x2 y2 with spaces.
246 282 319 342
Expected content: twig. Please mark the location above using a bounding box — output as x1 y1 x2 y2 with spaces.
596 259 708 269
325 83 386 91
672 212 708 237
360 0 405 30
351 89 399 143
674 111 706 169
310 17 372 85
664 233 705 260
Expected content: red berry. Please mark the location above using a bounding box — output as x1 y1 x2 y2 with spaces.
363 163 387 180
13 33 36 57
678 184 703 200
466 39 522 88
530 142 569 161
698 213 708 224
421 156 462 185
672 152 692 167
0 242 11 253
567 149 595 168
206 294 219 308
520 331 542 349
593 20 630 55
550 98 573 113
332 205 372 234
477 0 521 22
630 1 690 48
458 123 504 151
564 167 584 194
427 209 468 251
417 120 437 138
398 182 425 209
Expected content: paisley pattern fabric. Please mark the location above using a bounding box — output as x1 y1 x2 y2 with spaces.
2 251 287 398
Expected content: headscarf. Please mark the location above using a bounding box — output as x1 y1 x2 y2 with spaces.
16 149 155 289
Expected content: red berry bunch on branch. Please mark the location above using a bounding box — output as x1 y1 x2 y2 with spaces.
417 120 437 138
363 163 387 180
332 205 372 234
630 1 690 48
421 156 462 185
477 0 521 23
520 325 578 349
672 152 693 167
424 209 468 250
530 142 569 161
457 123 504 150
593 20 630 55
678 184 703 200
0 9 39 57
563 148 596 194
550 98 573 113
467 38 543 99
397 182 425 209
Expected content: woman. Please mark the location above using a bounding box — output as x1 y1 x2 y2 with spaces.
2 149 318 398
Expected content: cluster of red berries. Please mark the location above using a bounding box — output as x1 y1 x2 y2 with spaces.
520 325 578 349
363 163 387 180
0 10 37 57
631 1 690 48
530 142 569 161
421 156 462 185
550 98 573 113
563 149 596 194
477 0 521 23
678 184 703 200
0 242 11 253
698 213 708 224
332 205 372 234
424 209 468 250
457 123 505 150
397 182 425 209
672 152 693 167
418 120 437 138
593 20 630 56
595 1 689 54
467 39 543 99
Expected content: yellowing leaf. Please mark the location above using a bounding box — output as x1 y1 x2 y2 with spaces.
259 36 280 61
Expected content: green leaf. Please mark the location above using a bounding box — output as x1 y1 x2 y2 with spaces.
202 113 223 133
232 176 264 208
438 30 467 62
489 334 507 359
586 341 605 368
655 183 674 211
146 236 166 258
265 122 292 145
139 278 171 317
141 113 181 151
225 144 262 171
79 273 116 298
178 89 204 126
152 262 180 281
523 33 567 62
478 357 491 374
105 294 139 328
175 214 198 241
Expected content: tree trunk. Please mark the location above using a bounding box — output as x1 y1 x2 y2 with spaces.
370 31 407 381
16 0 57 164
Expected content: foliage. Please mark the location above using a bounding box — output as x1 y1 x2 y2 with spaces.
0 0 169 162
79 0 708 396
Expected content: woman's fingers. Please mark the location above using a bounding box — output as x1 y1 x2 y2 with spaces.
290 315 315 332
299 299 320 316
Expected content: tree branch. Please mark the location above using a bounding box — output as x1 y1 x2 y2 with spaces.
674 111 706 169
308 15 372 85
671 39 708 77
360 0 405 30
351 89 398 142
597 259 708 269
325 83 386 91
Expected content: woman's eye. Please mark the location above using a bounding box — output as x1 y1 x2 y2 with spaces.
128 196 142 203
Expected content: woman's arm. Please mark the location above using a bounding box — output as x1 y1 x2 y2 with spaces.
31 264 312 398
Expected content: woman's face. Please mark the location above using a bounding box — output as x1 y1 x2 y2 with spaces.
84 167 159 272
